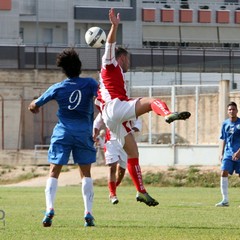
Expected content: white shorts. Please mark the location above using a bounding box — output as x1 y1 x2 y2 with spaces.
104 140 127 169
102 98 139 146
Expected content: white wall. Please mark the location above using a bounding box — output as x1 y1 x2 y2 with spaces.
138 144 219 166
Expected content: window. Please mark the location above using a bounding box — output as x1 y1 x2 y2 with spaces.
224 0 239 4
43 28 53 45
63 29 67 45
19 27 24 43
75 29 81 45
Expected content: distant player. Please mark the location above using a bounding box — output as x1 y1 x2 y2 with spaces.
93 113 142 204
216 102 240 207
28 48 98 227
95 8 191 206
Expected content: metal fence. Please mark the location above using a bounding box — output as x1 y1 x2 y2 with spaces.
1 45 240 73
130 85 220 146
0 83 227 150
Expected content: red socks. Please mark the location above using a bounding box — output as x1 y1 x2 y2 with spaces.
127 158 146 193
108 181 116 197
151 99 171 116
110 159 146 195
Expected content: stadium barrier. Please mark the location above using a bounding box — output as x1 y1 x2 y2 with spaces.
0 79 236 166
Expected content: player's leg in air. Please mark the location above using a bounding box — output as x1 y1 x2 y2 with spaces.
101 96 190 208
42 163 62 227
102 98 190 207
135 97 191 124
124 133 159 207
79 164 95 226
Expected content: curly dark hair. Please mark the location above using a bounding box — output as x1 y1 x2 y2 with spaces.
56 48 82 78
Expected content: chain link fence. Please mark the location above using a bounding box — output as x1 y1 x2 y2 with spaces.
0 84 226 150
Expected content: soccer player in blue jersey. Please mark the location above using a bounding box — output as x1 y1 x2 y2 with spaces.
216 102 240 207
28 48 98 227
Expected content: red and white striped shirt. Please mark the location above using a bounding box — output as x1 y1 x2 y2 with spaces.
96 42 129 110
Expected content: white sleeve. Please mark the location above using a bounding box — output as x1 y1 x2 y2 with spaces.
93 113 104 130
132 118 142 132
102 42 118 67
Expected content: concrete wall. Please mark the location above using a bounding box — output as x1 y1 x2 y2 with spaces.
0 69 99 149
0 69 234 167
138 144 219 166
0 145 220 167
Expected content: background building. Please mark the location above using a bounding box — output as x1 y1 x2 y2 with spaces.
1 0 240 82
1 0 240 48
0 0 239 165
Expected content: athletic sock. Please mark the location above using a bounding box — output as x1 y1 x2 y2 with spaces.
127 158 146 193
45 177 58 211
108 181 117 197
82 177 94 215
220 177 228 202
151 99 171 116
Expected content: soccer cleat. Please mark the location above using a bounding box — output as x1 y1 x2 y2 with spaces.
215 201 229 207
136 192 159 207
84 212 95 227
165 111 191 124
109 195 119 205
42 209 55 227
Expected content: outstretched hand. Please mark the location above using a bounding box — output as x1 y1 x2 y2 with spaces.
109 8 120 26
28 100 40 114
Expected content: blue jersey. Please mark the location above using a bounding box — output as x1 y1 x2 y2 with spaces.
35 76 98 165
220 117 240 159
35 77 98 136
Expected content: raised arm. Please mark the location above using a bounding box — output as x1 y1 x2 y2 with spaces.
107 8 120 44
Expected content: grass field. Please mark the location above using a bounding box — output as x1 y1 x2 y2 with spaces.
1 186 240 240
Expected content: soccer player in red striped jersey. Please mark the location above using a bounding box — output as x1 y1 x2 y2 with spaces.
96 8 191 206
93 113 142 205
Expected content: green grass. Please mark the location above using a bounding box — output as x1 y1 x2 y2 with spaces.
1 186 240 239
